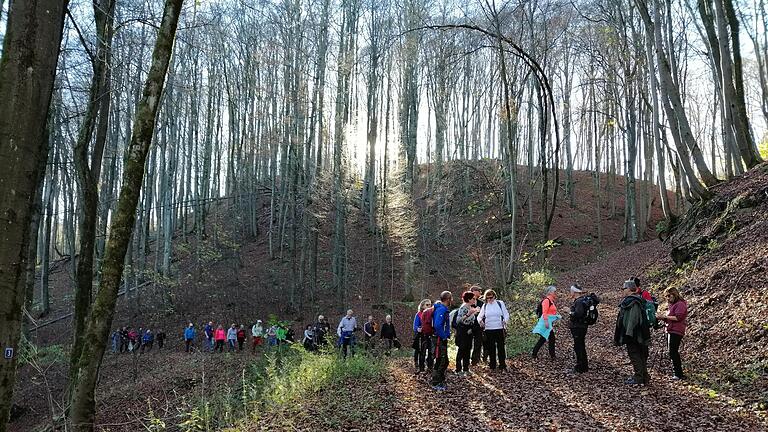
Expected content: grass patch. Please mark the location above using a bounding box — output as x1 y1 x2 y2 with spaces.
175 345 387 431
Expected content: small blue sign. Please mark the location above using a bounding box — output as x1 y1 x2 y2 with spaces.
4 348 13 360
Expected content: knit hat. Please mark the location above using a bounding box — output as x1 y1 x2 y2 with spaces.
623 279 637 290
569 285 583 294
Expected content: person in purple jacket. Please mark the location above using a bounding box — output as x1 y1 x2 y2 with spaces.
657 287 688 380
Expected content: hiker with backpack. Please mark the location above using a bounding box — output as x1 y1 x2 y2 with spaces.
156 329 166 350
412 299 434 373
380 315 397 355
204 322 214 352
313 315 331 346
227 324 238 351
477 289 510 370
251 320 264 352
453 291 480 375
236 324 247 351
568 285 600 373
634 277 653 302
111 329 120 354
656 287 688 380
532 286 560 360
184 323 196 352
615 279 652 385
363 315 378 351
141 329 154 353
469 285 485 365
431 291 453 390
214 324 227 352
337 309 358 359
303 324 317 352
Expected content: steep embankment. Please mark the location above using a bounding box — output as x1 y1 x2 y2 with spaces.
649 163 768 408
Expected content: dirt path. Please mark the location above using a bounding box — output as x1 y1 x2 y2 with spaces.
377 241 766 431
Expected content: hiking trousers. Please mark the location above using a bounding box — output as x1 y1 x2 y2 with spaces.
471 329 484 365
626 341 650 384
532 331 556 359
430 337 449 386
668 333 685 378
455 335 472 372
484 329 507 369
570 327 588 372
418 334 434 371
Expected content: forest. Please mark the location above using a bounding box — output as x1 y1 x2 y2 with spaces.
0 0 767 431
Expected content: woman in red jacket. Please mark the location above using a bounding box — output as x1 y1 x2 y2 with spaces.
657 287 688 380
214 324 227 353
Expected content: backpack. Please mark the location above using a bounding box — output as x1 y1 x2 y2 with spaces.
576 294 600 325
450 308 460 330
645 297 660 329
420 307 434 336
536 298 552 318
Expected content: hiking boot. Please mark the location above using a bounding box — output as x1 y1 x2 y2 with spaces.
671 375 685 381
624 377 645 386
431 384 446 391
464 371 472 376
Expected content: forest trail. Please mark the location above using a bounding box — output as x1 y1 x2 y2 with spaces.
364 241 766 432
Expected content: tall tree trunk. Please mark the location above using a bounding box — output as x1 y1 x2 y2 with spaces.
69 0 116 396
0 1 67 429
69 1 182 430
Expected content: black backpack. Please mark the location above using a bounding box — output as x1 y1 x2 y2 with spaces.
582 294 600 325
535 298 552 318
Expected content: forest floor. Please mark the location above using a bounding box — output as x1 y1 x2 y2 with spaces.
252 240 767 432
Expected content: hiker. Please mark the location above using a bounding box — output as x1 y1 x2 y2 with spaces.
303 325 317 352
156 329 166 350
478 289 510 370
615 279 652 385
128 328 139 353
532 286 559 359
267 325 278 346
634 277 651 301
363 315 377 351
204 321 215 352
337 309 358 359
141 329 154 353
657 287 688 380
313 315 331 346
286 326 296 343
111 330 120 354
214 324 226 352
380 315 397 355
251 320 264 352
412 299 434 372
430 291 453 390
120 327 130 353
454 290 479 375
276 325 289 345
184 323 196 352
470 285 485 365
227 324 238 351
568 285 600 373
237 324 247 351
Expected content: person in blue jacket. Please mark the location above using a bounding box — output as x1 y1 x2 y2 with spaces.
184 323 196 352
412 299 433 372
430 291 453 391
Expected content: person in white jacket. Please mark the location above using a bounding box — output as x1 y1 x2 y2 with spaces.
477 289 510 370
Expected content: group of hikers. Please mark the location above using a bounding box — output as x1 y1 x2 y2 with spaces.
108 276 689 392
110 327 167 354
409 278 687 391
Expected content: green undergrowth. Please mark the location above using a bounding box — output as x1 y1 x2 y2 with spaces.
172 345 387 431
504 269 556 356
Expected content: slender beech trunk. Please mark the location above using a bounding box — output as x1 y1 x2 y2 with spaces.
69 2 182 430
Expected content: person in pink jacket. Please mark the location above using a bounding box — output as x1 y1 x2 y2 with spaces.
214 324 227 353
657 287 688 380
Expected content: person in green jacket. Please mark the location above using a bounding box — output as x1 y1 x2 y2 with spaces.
614 279 652 385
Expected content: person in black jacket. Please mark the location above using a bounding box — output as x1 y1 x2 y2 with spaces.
568 285 591 373
380 315 397 355
469 285 485 365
